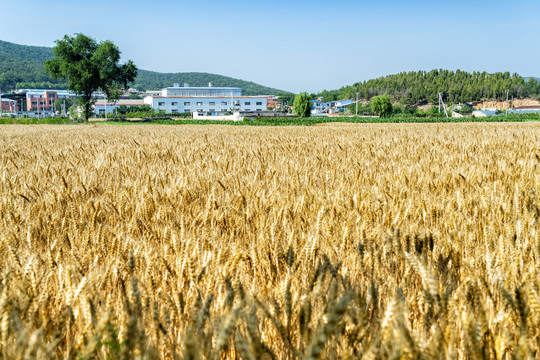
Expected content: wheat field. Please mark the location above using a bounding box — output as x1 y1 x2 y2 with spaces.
0 123 539 359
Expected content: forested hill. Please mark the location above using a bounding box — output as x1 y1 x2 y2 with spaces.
0 40 287 95
134 70 286 95
0 40 57 88
317 70 540 104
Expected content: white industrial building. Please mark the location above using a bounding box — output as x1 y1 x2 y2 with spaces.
93 99 147 115
144 83 267 115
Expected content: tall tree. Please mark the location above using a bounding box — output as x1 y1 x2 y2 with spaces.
293 92 311 117
45 34 137 122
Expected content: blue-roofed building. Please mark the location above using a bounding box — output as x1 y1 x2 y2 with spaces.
311 99 355 115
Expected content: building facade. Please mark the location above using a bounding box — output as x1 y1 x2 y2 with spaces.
144 84 267 115
24 89 74 113
0 98 17 113
4 85 271 117
311 99 355 115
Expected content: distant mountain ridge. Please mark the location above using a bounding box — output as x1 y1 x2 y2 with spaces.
524 76 540 83
0 40 288 95
134 70 286 95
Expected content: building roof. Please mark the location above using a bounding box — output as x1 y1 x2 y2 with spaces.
24 89 75 95
149 95 267 99
1 93 26 100
164 86 241 91
335 100 354 107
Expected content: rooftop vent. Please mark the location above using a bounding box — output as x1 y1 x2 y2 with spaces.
173 83 180 88
184 83 190 88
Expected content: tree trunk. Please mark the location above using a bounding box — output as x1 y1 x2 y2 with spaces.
84 102 91 123
82 94 92 123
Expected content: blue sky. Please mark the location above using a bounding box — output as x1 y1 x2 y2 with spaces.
1 0 539 93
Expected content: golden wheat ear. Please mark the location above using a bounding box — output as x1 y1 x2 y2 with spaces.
1 123 538 358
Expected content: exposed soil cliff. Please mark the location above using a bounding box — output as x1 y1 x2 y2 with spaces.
473 98 540 110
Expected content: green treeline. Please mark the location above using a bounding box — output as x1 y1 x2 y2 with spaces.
135 70 286 95
0 40 287 95
317 70 540 104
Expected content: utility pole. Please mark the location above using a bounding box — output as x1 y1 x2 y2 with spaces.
438 93 449 117
356 92 359 116
506 89 509 117
0 87 3 118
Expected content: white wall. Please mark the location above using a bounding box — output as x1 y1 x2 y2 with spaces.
193 112 243 121
93 103 146 115
149 96 268 114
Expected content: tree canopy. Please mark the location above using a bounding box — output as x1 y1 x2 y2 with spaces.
371 95 393 117
0 40 64 90
45 34 137 122
293 92 311 117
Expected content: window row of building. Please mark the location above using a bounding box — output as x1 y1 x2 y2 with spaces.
156 101 264 106
151 99 266 113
